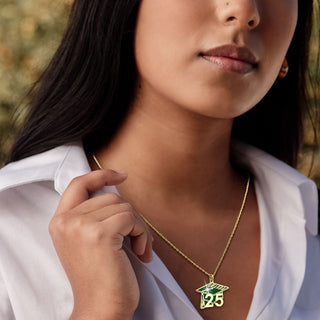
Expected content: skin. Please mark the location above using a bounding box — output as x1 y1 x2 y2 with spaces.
49 170 153 320
49 0 298 319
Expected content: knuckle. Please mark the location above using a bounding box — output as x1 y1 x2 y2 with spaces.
105 192 121 204
49 214 88 237
121 210 136 224
122 202 134 212
72 215 90 233
70 176 80 185
48 215 68 236
69 217 103 244
48 220 55 236
69 175 85 187
103 210 135 235
85 224 105 245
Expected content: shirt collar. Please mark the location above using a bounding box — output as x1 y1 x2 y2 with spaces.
232 141 317 319
53 142 91 195
232 141 318 236
1 141 317 234
0 142 90 194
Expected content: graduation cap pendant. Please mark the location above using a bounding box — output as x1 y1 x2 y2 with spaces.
195 277 229 309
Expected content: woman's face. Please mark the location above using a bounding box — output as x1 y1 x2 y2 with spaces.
133 0 298 119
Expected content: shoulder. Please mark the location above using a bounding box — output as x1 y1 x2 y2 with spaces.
0 142 92 227
232 141 318 236
232 141 314 186
0 145 81 319
232 143 320 318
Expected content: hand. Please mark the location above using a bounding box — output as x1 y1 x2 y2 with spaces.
49 170 153 320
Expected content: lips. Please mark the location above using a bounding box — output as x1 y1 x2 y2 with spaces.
200 44 258 74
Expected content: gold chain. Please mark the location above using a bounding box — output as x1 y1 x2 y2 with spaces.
92 153 250 281
92 154 103 169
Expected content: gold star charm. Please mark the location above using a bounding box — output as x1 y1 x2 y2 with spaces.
196 280 229 309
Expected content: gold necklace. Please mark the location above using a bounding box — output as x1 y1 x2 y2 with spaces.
92 153 250 310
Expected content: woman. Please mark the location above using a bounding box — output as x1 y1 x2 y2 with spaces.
0 0 319 319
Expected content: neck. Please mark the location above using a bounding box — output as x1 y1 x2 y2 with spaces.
92 98 245 217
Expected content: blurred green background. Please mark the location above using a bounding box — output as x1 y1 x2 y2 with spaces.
0 0 319 187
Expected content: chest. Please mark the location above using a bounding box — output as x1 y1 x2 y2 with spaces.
150 210 260 319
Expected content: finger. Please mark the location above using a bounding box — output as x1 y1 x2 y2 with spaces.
55 170 127 216
90 205 153 262
73 192 123 215
102 212 152 258
133 231 153 263
89 203 135 221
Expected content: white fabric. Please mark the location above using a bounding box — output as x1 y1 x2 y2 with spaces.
0 142 319 320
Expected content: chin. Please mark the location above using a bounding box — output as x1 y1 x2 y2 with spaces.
184 96 258 120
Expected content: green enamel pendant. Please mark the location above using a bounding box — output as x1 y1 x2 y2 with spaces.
196 277 229 309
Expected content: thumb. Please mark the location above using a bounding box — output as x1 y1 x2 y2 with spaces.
55 169 127 215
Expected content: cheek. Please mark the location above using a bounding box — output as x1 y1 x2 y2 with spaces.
242 1 298 109
258 1 298 79
134 0 201 108
134 0 204 81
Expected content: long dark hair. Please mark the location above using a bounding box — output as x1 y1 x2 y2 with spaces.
7 0 320 167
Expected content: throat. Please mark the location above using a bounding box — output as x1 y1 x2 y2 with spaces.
91 102 236 203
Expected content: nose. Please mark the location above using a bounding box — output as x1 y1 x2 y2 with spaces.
219 0 261 30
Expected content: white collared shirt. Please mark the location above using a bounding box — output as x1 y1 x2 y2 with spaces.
0 142 319 320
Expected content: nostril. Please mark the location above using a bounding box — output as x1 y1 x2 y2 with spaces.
227 16 236 22
225 15 259 29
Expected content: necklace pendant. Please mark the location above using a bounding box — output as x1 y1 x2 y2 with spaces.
196 277 229 309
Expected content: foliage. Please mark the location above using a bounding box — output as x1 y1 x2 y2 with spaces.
0 0 72 158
